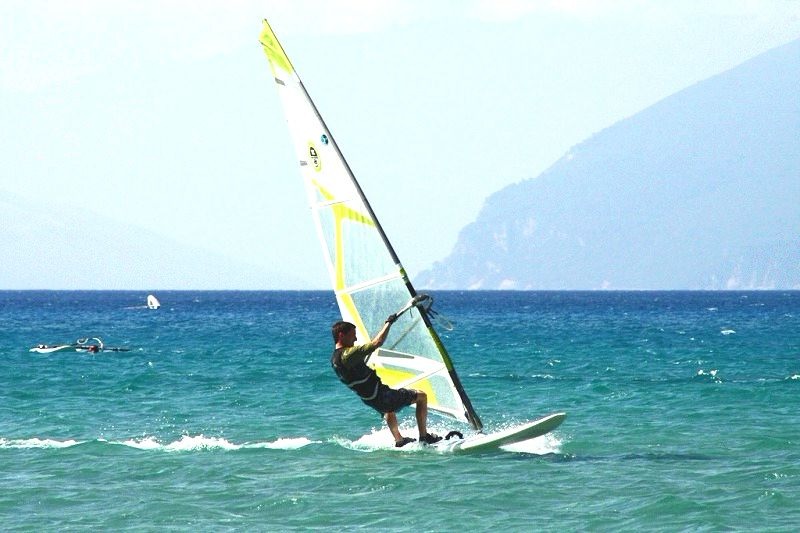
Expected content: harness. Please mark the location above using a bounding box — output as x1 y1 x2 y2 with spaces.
331 347 381 401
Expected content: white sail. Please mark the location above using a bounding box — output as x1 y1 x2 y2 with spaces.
259 20 482 429
147 294 161 310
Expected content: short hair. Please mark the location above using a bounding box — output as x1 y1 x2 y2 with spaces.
332 320 356 342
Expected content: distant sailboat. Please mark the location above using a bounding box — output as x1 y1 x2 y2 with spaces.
146 294 161 310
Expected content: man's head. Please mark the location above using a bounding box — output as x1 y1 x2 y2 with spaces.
332 321 356 343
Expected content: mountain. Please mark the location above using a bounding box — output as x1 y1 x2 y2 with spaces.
0 191 305 289
418 38 800 290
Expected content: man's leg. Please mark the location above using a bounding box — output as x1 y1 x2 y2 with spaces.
414 391 441 444
384 412 404 442
415 391 429 439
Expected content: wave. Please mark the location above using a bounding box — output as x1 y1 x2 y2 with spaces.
695 368 723 383
117 435 320 451
500 432 563 455
0 437 81 449
1 430 566 455
0 435 317 451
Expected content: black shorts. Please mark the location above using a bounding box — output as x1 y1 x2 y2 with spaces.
362 385 418 415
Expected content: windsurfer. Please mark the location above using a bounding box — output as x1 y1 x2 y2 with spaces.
331 317 442 447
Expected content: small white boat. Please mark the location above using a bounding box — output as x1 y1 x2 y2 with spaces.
146 294 161 310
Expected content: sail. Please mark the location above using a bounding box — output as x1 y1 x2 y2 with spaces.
259 20 482 430
147 294 161 310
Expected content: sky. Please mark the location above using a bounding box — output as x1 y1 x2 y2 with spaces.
2 0 800 289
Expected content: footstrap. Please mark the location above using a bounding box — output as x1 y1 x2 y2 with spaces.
444 430 464 440
395 436 416 448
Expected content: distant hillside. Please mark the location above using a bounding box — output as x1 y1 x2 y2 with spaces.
0 191 304 289
418 38 800 290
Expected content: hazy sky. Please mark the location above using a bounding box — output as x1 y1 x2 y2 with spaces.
2 0 799 288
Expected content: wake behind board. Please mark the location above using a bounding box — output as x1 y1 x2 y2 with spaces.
432 412 566 453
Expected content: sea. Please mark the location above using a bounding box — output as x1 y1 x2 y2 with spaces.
1 290 798 531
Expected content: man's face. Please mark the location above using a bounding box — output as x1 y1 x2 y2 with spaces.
340 327 357 346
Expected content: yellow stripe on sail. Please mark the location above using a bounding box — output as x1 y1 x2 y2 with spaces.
377 366 437 404
259 19 294 78
311 179 374 227
310 178 377 340
338 292 369 342
312 178 376 292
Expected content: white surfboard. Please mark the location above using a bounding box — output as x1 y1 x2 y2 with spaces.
432 412 566 453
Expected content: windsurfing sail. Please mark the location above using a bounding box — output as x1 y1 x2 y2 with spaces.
259 19 482 430
147 294 161 310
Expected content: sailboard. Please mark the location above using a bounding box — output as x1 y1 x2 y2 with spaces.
259 19 564 449
29 337 130 354
146 294 161 310
431 412 566 453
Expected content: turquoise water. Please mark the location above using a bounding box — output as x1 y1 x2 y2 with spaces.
1 291 798 531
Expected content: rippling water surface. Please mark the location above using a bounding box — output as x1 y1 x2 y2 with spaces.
1 291 798 531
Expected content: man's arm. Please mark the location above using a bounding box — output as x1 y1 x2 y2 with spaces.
370 313 398 348
343 314 398 365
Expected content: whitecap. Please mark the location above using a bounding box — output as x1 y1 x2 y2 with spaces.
342 424 453 452
247 437 315 450
0 437 81 449
349 428 396 451
697 369 718 377
501 432 562 455
165 435 241 451
696 369 722 382
118 434 241 452
120 436 163 450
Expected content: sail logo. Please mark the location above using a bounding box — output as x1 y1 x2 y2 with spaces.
308 142 322 172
